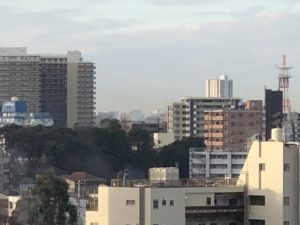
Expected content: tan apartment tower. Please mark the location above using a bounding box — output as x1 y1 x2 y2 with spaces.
67 51 95 127
204 100 263 151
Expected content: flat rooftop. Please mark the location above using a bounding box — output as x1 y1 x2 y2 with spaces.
111 178 241 188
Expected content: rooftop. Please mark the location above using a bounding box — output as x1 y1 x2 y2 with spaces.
111 178 241 188
67 172 106 183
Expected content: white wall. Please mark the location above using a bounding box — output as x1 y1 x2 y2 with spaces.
239 140 299 225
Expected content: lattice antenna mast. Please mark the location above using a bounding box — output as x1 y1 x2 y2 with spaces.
277 55 293 113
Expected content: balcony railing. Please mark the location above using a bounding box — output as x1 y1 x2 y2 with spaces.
111 178 240 188
186 205 244 220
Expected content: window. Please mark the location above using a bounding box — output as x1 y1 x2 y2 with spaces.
284 222 290 225
229 223 237 225
162 199 166 206
259 163 265 171
206 197 211 206
284 163 290 172
126 200 135 206
249 220 265 225
229 199 237 206
153 200 159 209
249 195 265 206
170 200 174 207
90 223 98 225
284 197 289 206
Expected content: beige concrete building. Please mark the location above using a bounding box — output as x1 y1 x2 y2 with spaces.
238 128 299 225
168 97 241 140
67 51 95 127
86 180 244 225
204 101 263 151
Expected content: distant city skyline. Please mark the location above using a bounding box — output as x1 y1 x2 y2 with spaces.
1 0 300 114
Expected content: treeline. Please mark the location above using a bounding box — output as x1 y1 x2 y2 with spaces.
0 121 205 181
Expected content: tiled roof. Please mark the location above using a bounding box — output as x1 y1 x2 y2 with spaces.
67 172 106 182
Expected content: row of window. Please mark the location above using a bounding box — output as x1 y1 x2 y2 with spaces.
249 195 290 206
259 163 290 172
249 220 289 225
153 199 174 209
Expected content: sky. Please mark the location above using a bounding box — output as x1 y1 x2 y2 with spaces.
1 0 300 114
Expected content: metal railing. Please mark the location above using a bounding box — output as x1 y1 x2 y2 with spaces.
111 178 240 188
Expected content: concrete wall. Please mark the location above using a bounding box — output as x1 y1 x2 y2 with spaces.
239 139 299 225
67 62 79 128
144 188 185 225
153 132 174 148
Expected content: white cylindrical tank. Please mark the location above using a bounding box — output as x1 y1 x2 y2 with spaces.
271 128 284 142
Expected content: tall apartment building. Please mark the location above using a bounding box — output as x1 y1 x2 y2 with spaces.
205 74 233 98
288 112 300 142
0 48 41 113
0 48 95 127
168 97 241 140
204 100 263 151
265 89 283 140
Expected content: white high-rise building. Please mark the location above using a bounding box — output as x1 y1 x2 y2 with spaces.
206 74 233 98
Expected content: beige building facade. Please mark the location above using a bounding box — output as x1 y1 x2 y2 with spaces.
239 128 299 225
86 182 244 225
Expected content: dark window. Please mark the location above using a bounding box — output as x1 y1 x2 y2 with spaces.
229 199 237 206
126 200 135 206
284 163 290 172
249 195 265 206
206 197 211 206
284 197 289 206
153 200 159 209
170 200 174 207
249 219 265 225
162 199 166 206
259 163 265 171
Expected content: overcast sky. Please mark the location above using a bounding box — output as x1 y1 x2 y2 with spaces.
1 0 300 114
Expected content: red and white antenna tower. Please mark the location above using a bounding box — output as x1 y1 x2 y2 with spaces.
277 55 292 114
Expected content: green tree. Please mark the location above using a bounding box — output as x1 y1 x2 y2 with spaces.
157 137 205 178
8 174 77 225
128 126 154 170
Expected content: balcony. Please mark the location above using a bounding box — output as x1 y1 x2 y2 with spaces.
204 116 225 121
204 125 224 129
204 133 224 138
186 205 244 220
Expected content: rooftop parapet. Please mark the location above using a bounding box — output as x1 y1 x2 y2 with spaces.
111 178 241 188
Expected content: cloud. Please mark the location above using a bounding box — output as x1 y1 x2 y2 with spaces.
147 0 234 6
0 0 300 113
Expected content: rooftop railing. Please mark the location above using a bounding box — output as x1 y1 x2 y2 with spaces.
111 178 241 188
